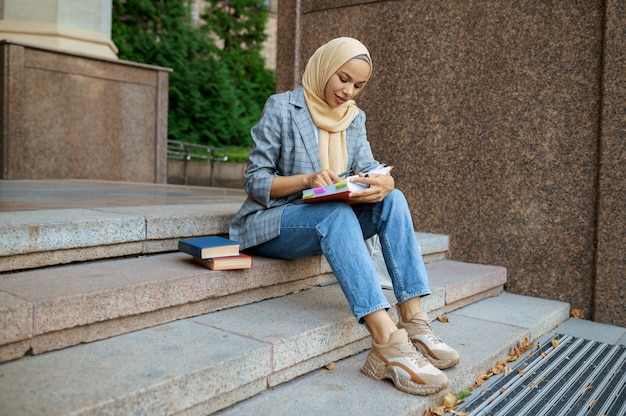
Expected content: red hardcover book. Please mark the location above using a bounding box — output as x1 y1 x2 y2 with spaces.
192 253 253 270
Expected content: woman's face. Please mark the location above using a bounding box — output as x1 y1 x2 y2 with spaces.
324 58 370 108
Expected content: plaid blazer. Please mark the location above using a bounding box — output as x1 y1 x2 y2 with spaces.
229 86 380 250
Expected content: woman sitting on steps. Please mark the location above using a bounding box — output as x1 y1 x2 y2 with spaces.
229 36 460 395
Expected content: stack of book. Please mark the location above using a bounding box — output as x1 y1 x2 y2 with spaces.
178 235 252 270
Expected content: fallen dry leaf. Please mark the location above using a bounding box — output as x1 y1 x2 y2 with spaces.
428 405 445 416
324 362 336 371
474 376 488 387
588 399 597 409
551 339 560 348
437 316 450 323
443 392 458 408
520 337 529 350
571 309 584 318
500 387 506 394
541 352 548 357
582 385 594 393
519 370 526 376
490 361 507 375
427 390 472 416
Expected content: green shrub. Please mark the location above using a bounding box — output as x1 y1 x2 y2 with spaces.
224 146 251 163
112 0 275 149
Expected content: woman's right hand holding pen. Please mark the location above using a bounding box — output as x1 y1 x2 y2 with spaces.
305 169 342 188
270 169 341 199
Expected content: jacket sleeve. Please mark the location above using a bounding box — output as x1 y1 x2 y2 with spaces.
243 94 288 208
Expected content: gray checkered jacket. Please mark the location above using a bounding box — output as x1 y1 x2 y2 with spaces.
229 86 380 250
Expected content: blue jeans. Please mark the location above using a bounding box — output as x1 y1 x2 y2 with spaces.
247 189 431 322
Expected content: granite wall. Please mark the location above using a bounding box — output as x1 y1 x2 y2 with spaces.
596 1 626 325
0 41 170 183
277 0 624 325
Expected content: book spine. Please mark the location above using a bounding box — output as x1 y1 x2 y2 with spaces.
178 241 202 258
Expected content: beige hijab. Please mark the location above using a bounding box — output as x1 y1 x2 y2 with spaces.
302 37 372 173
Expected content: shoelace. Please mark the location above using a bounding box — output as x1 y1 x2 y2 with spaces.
396 341 428 367
411 319 443 344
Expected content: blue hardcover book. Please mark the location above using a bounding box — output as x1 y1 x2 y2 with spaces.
178 236 240 259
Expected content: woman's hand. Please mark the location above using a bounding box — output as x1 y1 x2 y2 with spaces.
347 173 395 203
270 169 341 199
305 169 342 188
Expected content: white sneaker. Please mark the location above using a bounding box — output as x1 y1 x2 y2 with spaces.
361 328 448 395
397 310 460 369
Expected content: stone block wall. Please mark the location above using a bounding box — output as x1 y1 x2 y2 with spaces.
276 0 625 325
0 41 170 183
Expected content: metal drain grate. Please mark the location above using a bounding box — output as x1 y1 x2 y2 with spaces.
456 333 626 416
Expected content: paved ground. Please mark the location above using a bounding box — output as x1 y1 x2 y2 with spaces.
0 179 246 212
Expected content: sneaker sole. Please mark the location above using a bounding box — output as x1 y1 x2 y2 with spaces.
412 341 460 369
361 351 448 396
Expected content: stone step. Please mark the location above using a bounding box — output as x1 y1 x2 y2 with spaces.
0 291 569 415
0 201 243 272
215 292 571 416
0 268 528 416
0 200 449 272
0 233 454 363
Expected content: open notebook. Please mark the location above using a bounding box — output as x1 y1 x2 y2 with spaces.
301 164 392 203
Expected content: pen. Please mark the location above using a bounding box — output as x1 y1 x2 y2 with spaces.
338 169 352 178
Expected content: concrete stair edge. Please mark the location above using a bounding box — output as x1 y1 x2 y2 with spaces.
0 203 242 272
0 204 451 272
0 254 328 362
0 233 456 362
0 274 517 416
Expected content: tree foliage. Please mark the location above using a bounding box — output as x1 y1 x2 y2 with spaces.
112 0 275 147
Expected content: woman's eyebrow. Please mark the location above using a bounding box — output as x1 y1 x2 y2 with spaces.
339 71 367 85
339 70 353 80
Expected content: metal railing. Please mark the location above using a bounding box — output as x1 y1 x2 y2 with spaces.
167 140 229 186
